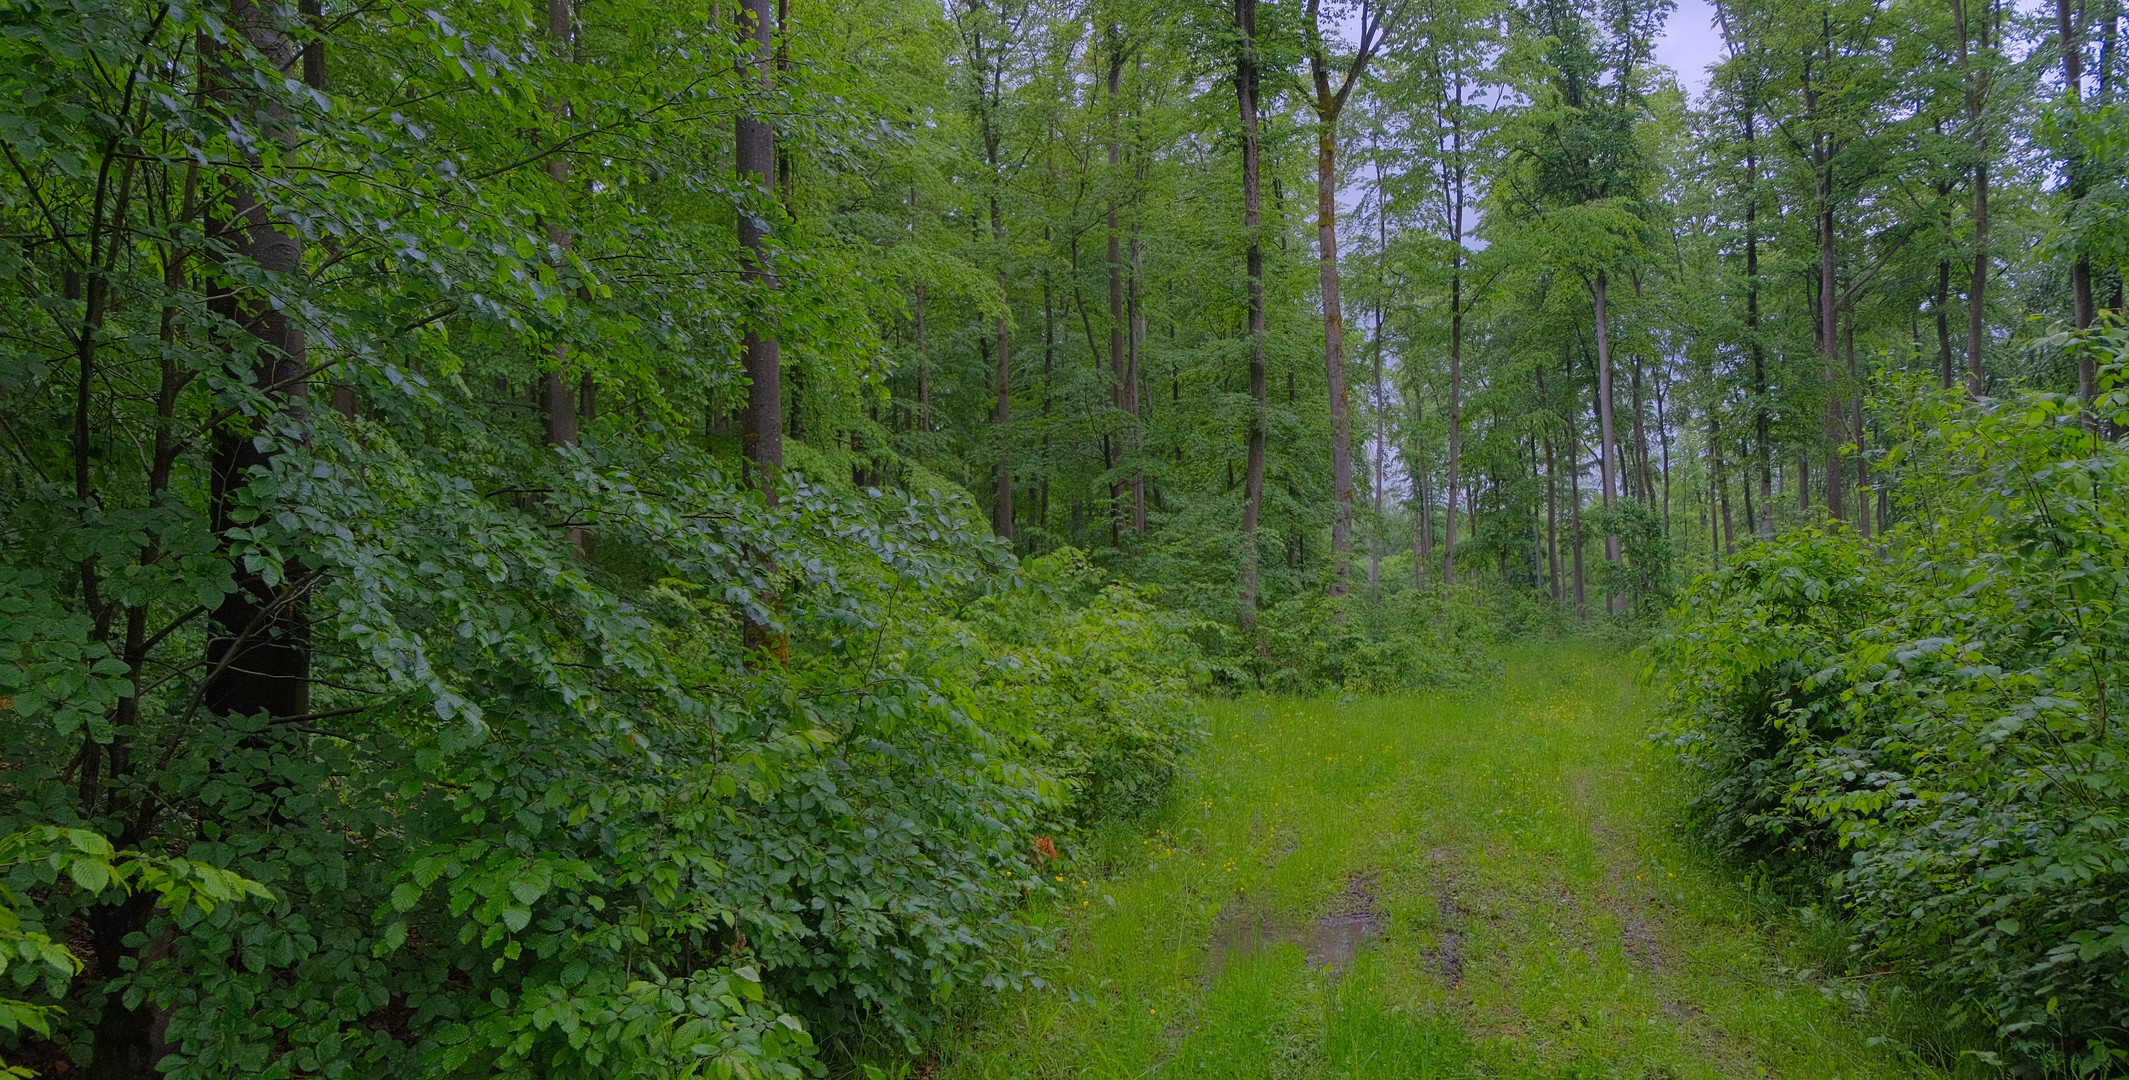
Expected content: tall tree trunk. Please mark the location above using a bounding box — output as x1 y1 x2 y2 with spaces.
1305 2 1389 602
1440 77 1466 587
1105 38 1127 543
1744 108 1773 537
1816 142 1846 521
1956 0 1992 397
1537 360 1560 601
1569 407 1586 622
1442 257 1463 587
541 0 585 557
1654 361 1673 536
737 0 780 500
1236 0 1267 630
205 0 310 727
1369 143 1388 603
1314 119 1354 599
985 175 1011 539
1129 227 1147 534
1935 260 1954 389
1847 312 1871 537
1630 356 1652 504
993 257 1012 541
1409 391 1430 589
1128 53 1148 534
1042 256 1055 530
1592 270 1620 614
735 0 788 664
1712 411 1733 557
2061 0 2099 404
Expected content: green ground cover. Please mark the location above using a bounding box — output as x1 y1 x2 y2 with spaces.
918 645 1987 1079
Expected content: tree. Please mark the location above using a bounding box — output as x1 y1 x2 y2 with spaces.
1302 0 1400 602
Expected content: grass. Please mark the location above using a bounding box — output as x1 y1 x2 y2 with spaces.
907 643 1991 1080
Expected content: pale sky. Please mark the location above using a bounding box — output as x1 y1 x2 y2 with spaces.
1654 0 1727 101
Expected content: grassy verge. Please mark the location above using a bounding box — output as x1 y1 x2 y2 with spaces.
908 643 1987 1079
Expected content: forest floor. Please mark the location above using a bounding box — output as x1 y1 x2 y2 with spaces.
915 643 1990 1080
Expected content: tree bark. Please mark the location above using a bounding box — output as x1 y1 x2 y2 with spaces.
1314 120 1354 599
1955 0 1992 397
1537 360 1560 601
1816 142 1846 521
1440 74 1465 587
1744 101 1773 537
2061 0 2099 405
205 0 311 726
543 0 580 461
1304 0 1391 603
1592 270 1620 614
737 0 781 500
1630 356 1652 505
1236 0 1267 630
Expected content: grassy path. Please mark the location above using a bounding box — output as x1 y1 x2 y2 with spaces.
928 645 1973 1080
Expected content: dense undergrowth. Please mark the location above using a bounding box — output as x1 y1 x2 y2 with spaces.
1651 331 2129 1075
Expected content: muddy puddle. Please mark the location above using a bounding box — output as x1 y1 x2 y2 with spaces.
1208 873 1384 978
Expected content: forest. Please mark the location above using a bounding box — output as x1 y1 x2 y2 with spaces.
1 0 2126 1075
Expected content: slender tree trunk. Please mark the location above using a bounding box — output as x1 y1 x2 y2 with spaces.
993 258 1013 541
733 0 790 664
1537 360 1560 601
1369 142 1388 602
1409 391 1430 589
1129 55 1148 534
1816 146 1846 521
2061 0 2099 404
1129 226 1147 534
1304 7 1387 603
1105 39 1128 543
1712 412 1732 557
1592 271 1620 614
1442 265 1463 587
984 167 1012 536
1630 356 1652 505
1042 256 1055 531
1956 0 1992 397
205 0 311 726
1654 362 1673 535
541 0 583 558
1441 81 1466 587
736 0 781 500
1236 0 1267 630
1935 260 1954 389
1743 108 1773 537
1315 119 1354 599
1569 406 1586 621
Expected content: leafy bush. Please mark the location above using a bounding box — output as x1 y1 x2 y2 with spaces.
955 550 1207 824
1243 586 1493 695
1650 339 2129 1070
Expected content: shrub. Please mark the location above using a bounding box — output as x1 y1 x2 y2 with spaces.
1244 586 1493 695
1650 338 2129 1069
955 550 1207 825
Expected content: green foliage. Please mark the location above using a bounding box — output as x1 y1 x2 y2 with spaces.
1243 587 1493 695
958 550 1207 824
1651 335 2129 1068
1585 501 1678 618
0 828 269 1079
0 2 1206 1077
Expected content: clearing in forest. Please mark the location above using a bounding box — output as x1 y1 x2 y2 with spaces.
928 645 1979 1080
